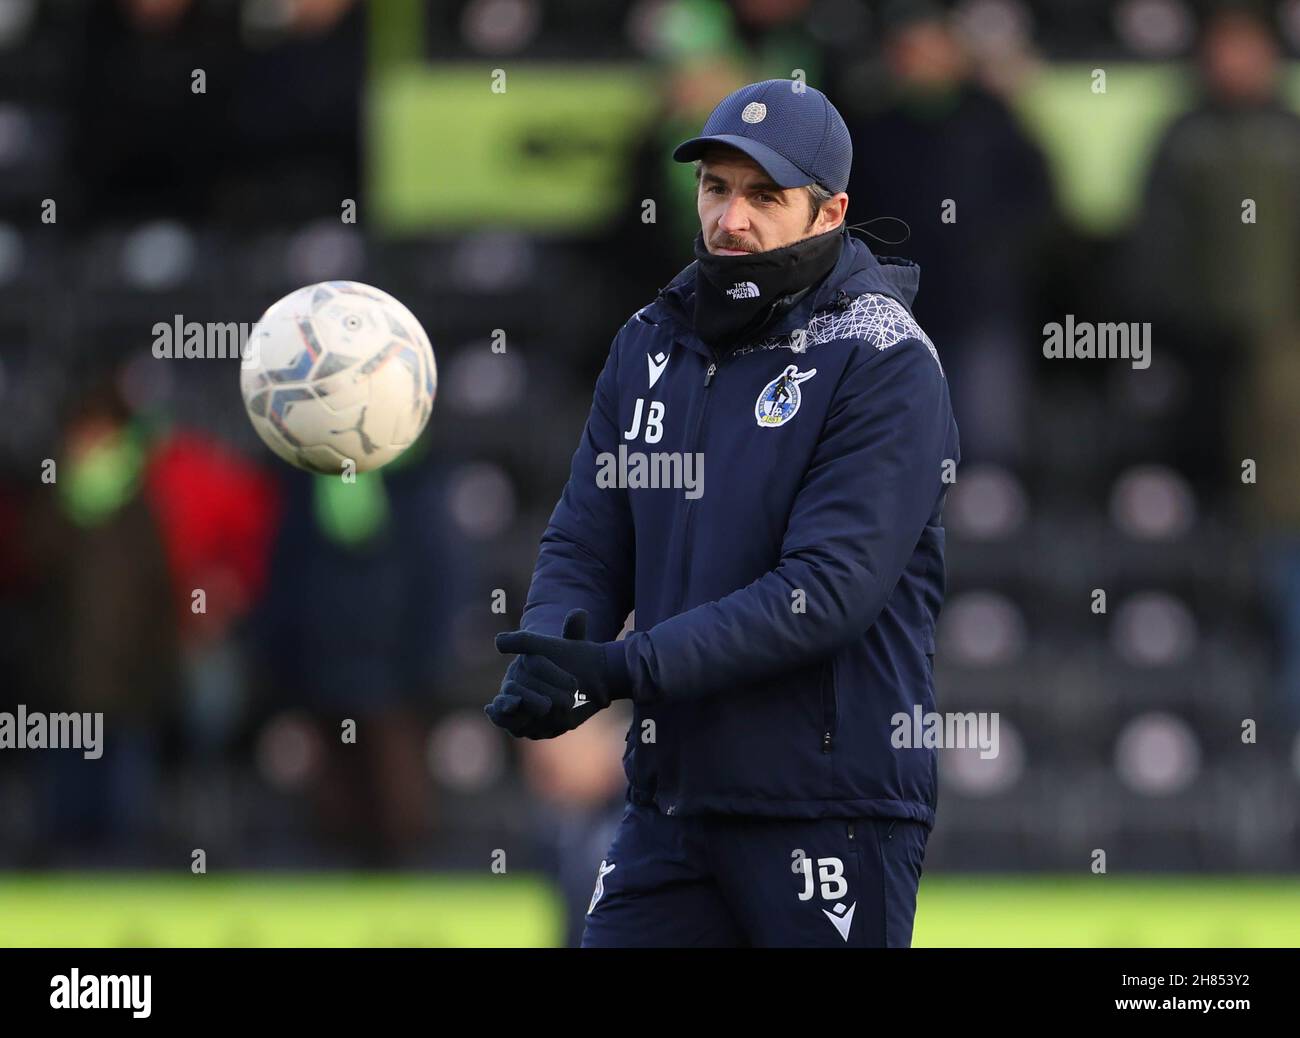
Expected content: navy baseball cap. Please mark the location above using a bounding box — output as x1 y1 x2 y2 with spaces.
673 79 853 194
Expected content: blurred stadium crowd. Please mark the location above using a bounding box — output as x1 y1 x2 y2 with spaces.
0 0 1299 942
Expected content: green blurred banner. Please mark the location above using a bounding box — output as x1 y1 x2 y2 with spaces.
369 65 657 234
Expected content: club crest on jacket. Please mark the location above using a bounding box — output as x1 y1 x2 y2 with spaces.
755 365 817 428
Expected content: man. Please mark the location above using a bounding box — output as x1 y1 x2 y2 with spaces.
486 79 960 947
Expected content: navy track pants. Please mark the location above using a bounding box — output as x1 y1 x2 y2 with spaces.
581 802 929 948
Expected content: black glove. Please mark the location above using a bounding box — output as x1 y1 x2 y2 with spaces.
485 609 630 739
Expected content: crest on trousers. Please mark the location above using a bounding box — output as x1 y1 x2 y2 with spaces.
755 365 817 428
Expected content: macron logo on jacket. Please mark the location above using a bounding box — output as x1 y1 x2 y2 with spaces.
647 351 669 388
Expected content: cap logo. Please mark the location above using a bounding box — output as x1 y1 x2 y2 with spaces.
740 102 767 124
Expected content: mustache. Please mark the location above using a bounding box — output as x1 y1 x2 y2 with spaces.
709 237 759 253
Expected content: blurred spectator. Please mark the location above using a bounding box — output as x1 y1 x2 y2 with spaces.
1123 5 1300 713
1125 4 1300 493
843 2 1052 466
23 380 179 863
729 0 825 85
144 428 282 756
252 437 470 864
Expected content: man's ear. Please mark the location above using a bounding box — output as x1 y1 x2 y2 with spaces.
808 194 849 234
822 194 849 233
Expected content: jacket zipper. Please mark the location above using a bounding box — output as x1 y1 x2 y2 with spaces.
674 344 839 756
821 660 838 754
660 284 852 619
674 350 718 614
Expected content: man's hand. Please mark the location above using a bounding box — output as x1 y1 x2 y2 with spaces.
485 609 631 739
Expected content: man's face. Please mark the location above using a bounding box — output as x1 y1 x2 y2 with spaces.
697 148 847 255
1202 12 1279 104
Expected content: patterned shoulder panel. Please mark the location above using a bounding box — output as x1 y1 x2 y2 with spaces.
738 292 944 375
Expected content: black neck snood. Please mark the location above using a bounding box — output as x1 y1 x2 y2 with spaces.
692 224 845 351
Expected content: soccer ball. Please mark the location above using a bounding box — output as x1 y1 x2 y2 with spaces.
240 281 436 475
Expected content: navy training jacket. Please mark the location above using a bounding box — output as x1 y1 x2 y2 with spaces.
521 227 960 828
